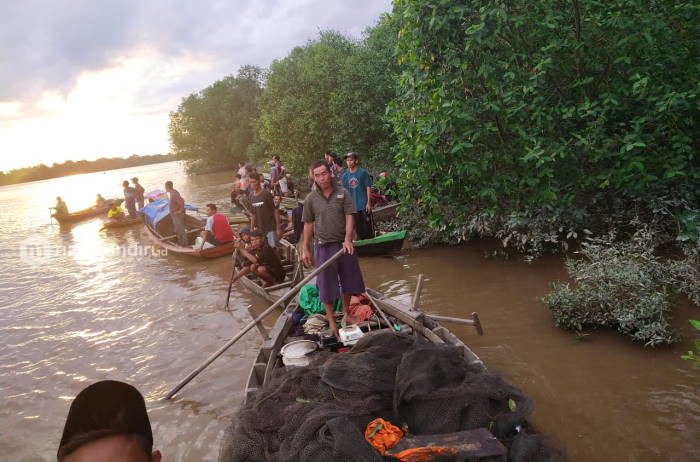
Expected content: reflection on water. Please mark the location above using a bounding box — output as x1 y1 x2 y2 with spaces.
1 162 699 461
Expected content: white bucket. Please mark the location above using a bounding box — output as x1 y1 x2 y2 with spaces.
280 340 318 367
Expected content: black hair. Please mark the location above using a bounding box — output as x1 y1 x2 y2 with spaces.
249 172 260 181
165 181 173 189
206 203 217 211
235 173 241 179
250 230 264 238
58 432 152 461
122 181 129 187
311 160 330 173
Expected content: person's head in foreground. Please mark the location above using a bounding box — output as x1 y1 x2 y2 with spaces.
57 380 161 462
249 230 265 249
239 226 251 243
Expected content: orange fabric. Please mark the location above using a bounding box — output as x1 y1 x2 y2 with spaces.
348 294 373 324
364 418 404 456
392 447 459 462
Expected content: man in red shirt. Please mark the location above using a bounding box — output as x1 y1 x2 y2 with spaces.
197 203 234 251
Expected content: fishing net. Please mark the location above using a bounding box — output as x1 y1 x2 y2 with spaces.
219 331 564 462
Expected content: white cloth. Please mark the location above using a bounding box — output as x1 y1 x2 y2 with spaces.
204 215 214 232
193 236 215 249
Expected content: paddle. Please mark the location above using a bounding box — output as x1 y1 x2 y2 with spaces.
224 249 239 309
164 247 345 399
365 291 400 332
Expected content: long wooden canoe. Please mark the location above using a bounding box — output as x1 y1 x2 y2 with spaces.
99 216 142 231
51 198 124 224
371 200 399 222
144 213 237 258
239 286 484 404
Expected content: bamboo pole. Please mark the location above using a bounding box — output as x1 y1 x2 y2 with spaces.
164 247 345 399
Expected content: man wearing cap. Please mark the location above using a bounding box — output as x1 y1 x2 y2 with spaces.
57 380 162 462
341 152 373 240
132 178 145 210
302 159 365 338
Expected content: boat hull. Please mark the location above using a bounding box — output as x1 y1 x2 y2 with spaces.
52 199 124 224
354 230 406 257
144 214 236 258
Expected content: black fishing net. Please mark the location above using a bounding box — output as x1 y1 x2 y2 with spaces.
219 331 564 462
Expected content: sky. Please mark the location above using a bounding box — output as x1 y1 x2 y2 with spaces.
0 0 393 172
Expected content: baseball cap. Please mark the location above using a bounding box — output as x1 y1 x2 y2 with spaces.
239 226 251 235
344 152 358 159
57 380 153 459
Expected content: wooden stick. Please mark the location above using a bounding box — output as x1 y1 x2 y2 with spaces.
263 281 293 292
164 247 345 399
365 291 400 332
412 274 425 311
247 306 270 340
425 313 484 336
224 249 239 309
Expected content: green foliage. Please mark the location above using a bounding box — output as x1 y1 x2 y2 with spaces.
169 66 264 173
389 0 700 244
681 320 700 368
252 16 400 175
542 229 698 346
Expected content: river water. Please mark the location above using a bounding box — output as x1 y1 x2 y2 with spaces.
0 161 698 462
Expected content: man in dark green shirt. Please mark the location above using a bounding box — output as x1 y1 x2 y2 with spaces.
302 160 365 338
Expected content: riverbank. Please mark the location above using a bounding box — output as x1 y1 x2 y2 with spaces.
0 153 176 186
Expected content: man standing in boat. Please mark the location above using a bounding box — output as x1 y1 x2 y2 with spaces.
302 160 365 338
165 181 187 246
122 181 137 218
131 177 145 210
341 152 373 240
196 203 234 251
54 196 69 216
249 172 281 248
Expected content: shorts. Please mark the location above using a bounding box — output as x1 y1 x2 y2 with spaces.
266 230 277 248
314 242 365 303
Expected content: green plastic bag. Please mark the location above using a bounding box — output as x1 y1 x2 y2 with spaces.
298 284 341 316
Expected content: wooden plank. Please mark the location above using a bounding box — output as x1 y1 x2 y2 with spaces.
387 428 506 461
412 274 425 311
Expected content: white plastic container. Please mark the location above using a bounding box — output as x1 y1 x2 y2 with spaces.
280 340 318 367
338 325 364 346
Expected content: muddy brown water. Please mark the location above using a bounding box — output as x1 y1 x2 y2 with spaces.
0 161 698 461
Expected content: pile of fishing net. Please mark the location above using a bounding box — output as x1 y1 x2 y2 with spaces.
219 331 565 462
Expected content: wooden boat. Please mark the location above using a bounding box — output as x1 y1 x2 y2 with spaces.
232 239 304 304
355 230 406 257
51 198 124 224
142 199 237 258
241 286 483 404
371 200 399 222
99 216 142 231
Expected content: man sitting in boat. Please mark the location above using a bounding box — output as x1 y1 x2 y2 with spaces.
107 202 125 220
95 194 107 208
232 230 285 286
54 197 69 216
196 203 234 251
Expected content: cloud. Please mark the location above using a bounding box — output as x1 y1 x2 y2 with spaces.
0 0 392 105
0 0 392 170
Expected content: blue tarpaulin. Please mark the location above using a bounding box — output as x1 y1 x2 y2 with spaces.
139 199 199 228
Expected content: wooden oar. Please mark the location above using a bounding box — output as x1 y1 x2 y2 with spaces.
164 247 345 399
224 249 239 309
365 291 400 332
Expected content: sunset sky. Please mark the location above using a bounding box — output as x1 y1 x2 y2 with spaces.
0 0 392 172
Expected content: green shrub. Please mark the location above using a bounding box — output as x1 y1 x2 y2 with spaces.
681 320 700 368
542 229 696 346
